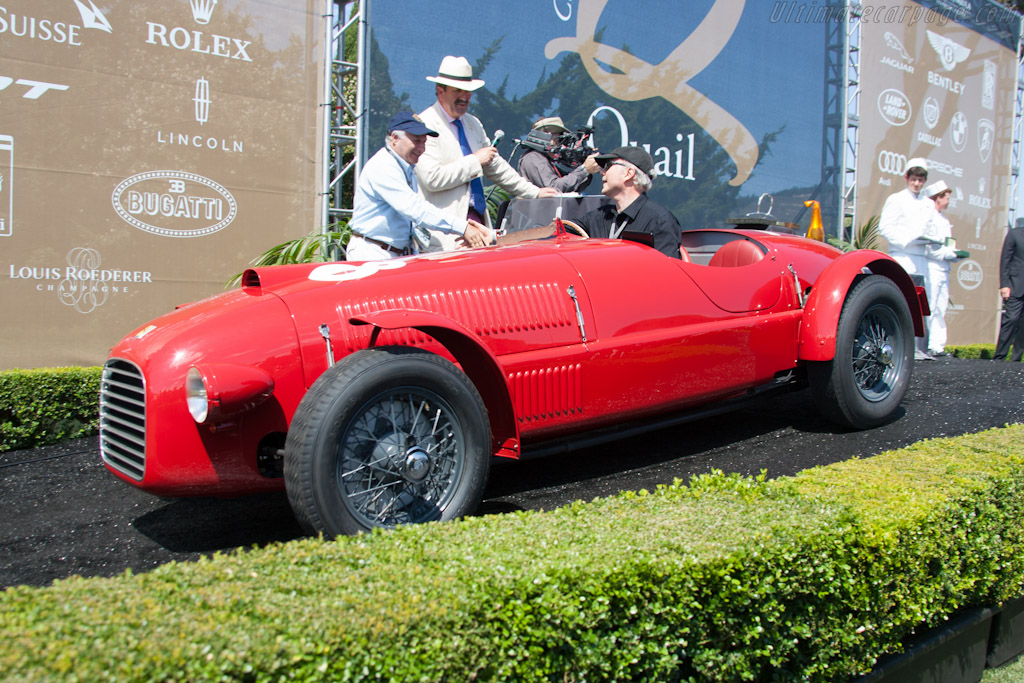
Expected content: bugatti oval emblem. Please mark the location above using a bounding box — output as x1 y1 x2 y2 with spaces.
111 170 237 238
956 259 983 291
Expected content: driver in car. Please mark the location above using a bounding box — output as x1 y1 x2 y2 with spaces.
574 147 682 259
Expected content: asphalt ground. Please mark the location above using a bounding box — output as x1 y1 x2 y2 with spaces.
2 356 1023 590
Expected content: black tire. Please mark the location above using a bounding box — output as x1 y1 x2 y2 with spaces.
808 275 914 430
284 347 491 536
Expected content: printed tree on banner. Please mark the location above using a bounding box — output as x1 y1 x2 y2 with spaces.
469 36 780 230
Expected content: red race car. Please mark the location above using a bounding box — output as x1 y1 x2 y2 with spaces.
100 220 926 537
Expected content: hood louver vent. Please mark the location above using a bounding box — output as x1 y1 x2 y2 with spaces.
242 269 261 288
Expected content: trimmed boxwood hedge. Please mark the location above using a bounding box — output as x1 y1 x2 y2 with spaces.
1 424 1023 681
1 348 1016 453
0 367 102 452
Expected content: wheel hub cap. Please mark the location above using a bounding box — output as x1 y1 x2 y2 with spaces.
403 446 431 483
878 342 894 367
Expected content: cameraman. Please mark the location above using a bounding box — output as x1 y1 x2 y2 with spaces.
518 117 600 193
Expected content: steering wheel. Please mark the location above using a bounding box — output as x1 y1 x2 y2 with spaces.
560 220 589 238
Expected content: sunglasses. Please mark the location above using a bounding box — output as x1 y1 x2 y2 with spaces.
602 160 632 173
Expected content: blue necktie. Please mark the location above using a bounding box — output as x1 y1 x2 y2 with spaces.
453 118 486 216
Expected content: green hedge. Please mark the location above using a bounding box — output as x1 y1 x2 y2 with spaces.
1 346 1016 453
950 345 1022 361
1 425 1022 682
0 367 102 452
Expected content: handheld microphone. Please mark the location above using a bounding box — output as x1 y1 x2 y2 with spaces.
483 130 509 208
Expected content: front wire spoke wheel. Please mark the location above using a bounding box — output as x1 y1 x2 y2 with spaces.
338 387 466 528
285 347 492 537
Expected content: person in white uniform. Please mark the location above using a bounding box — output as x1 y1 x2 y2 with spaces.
922 180 963 356
878 157 934 359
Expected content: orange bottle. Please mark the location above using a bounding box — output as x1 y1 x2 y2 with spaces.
804 200 825 242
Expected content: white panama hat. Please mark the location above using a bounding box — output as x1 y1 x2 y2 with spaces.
426 56 485 91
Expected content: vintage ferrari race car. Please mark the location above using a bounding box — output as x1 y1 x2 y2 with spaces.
100 222 925 537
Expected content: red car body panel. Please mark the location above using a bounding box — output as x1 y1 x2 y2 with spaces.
100 229 921 497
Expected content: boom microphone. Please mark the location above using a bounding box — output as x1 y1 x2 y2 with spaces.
490 130 504 147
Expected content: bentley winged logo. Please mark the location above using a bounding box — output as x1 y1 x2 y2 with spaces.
927 30 971 71
545 0 757 186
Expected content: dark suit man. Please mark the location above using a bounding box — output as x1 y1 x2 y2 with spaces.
994 220 1024 361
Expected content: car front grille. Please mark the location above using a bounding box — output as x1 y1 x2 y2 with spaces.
99 359 146 480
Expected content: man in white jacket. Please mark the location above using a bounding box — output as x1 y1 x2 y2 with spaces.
416 56 557 251
879 157 932 275
878 157 934 359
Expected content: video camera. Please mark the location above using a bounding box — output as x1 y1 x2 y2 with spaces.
521 125 595 174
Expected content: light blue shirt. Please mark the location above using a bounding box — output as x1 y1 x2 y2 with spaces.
350 145 466 249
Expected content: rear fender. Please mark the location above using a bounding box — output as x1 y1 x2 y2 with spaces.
798 250 925 362
349 309 520 459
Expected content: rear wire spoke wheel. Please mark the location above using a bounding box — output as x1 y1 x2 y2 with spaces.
285 347 491 536
850 304 902 402
809 275 914 429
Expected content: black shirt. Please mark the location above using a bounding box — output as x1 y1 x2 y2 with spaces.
576 193 682 259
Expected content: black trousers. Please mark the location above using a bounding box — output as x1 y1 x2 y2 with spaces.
994 295 1024 361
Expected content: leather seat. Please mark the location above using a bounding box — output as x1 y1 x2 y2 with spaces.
708 239 764 267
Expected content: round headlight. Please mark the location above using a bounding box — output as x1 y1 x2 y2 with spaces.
185 367 209 423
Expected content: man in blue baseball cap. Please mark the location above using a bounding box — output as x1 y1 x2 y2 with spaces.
347 110 491 261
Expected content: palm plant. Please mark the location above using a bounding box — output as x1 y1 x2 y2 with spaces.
486 185 511 227
828 215 881 253
226 222 350 287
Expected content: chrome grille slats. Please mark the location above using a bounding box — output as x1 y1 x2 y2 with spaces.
99 359 146 480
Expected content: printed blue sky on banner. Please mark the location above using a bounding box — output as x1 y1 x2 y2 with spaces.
366 0 831 222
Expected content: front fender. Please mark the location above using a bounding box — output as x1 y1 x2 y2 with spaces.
798 250 925 362
350 309 521 459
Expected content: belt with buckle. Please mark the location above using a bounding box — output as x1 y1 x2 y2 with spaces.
352 233 412 256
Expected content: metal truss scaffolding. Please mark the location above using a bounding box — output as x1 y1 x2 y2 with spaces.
816 1 861 242
321 0 364 229
840 3 862 242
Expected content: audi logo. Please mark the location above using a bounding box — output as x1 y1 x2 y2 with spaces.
877 150 906 176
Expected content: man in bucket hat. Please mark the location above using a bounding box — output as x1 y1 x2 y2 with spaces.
347 111 491 261
417 56 558 251
517 116 599 193
574 146 682 259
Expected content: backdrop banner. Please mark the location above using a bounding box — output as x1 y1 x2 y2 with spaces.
366 0 1022 348
363 0 835 238
856 0 1021 346
0 0 323 369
